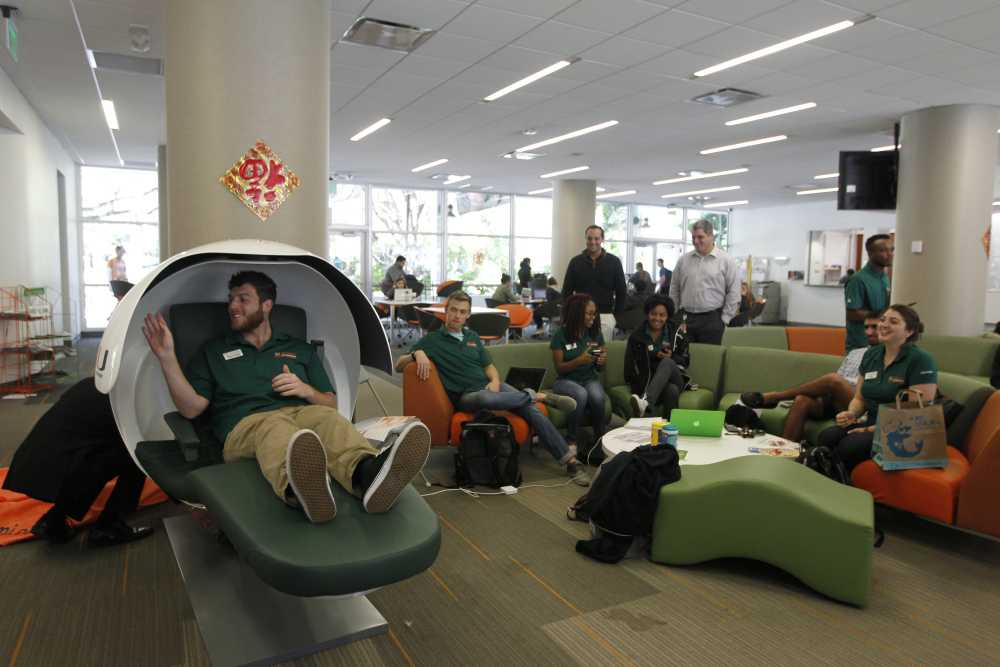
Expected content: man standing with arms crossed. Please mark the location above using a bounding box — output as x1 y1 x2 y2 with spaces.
844 234 893 351
669 219 740 345
562 225 628 344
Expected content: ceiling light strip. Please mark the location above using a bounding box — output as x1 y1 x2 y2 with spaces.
411 158 448 173
870 144 899 152
101 100 120 131
540 165 589 179
653 167 748 186
660 185 741 199
796 187 838 195
528 187 553 195
444 174 471 185
484 59 576 102
516 120 619 153
704 200 748 208
596 190 636 200
813 172 839 180
69 0 123 165
694 20 858 77
725 102 816 126
350 117 391 142
700 135 786 155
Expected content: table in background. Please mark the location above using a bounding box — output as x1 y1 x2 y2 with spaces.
602 424 797 465
372 297 438 344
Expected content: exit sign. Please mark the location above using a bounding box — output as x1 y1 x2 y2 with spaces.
5 16 16 63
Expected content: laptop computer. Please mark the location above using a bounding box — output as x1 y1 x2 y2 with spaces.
669 409 725 438
532 287 547 300
505 367 547 393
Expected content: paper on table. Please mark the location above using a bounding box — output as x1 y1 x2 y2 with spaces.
355 416 417 442
616 429 653 445
624 417 660 431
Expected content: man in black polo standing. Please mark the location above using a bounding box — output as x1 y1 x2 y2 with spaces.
669 219 740 345
562 224 628 343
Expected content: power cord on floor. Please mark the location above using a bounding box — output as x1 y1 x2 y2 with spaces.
419 474 583 498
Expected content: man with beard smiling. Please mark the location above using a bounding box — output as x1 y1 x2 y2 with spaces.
142 270 430 524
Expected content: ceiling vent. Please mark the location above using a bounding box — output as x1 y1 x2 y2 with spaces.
691 88 764 108
341 18 435 52
91 51 162 76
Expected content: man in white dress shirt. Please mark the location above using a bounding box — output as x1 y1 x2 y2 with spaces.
669 219 740 345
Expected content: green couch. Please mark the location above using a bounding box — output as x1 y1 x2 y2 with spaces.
919 334 998 386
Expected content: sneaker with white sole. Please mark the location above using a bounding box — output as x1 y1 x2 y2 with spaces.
566 462 591 487
630 394 648 417
285 429 337 523
539 392 577 412
361 422 431 513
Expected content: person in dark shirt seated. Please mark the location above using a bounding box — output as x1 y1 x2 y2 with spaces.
532 276 562 334
626 295 689 419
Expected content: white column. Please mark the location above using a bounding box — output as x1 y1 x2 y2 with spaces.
892 104 1000 335
164 0 330 255
551 179 596 283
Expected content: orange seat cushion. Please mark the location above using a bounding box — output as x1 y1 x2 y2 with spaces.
785 327 845 356
851 446 970 524
448 403 549 446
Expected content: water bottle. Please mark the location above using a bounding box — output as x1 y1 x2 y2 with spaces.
661 424 679 448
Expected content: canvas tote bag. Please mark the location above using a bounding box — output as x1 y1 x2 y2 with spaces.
872 389 949 470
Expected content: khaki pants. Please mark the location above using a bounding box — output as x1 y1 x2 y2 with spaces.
223 406 378 501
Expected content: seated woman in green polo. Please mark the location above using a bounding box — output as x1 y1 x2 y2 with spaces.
818 304 938 472
550 293 609 451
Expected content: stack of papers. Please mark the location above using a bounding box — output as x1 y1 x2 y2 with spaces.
748 436 801 458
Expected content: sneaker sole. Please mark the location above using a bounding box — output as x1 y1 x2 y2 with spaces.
286 430 337 524
364 423 431 513
630 395 643 416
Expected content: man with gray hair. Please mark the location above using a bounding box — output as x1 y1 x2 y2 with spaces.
669 219 740 345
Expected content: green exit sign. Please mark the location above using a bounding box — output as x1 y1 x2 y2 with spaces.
5 17 16 63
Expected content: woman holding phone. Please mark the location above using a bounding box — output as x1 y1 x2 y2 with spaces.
625 295 689 418
550 293 609 451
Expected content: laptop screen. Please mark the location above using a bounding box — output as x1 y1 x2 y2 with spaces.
505 367 547 393
532 287 547 300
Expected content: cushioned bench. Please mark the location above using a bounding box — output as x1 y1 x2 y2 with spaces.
650 456 874 607
920 334 998 386
785 326 845 356
722 326 788 350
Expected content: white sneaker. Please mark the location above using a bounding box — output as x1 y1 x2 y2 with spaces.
285 429 337 524
363 422 432 513
630 394 649 417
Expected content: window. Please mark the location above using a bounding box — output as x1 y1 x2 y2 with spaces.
372 188 439 233
595 202 628 241
635 205 683 240
447 192 511 294
329 183 365 227
328 230 364 288
80 167 159 329
370 188 441 290
514 196 552 238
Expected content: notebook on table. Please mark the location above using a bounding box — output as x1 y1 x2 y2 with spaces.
504 367 547 393
669 409 725 438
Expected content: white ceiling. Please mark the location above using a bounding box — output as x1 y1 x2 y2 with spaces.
2 0 999 208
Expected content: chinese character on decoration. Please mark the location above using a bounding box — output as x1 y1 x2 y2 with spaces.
219 140 300 221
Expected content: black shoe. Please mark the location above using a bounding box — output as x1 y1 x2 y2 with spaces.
740 392 765 409
31 511 76 545
87 519 154 548
360 422 431 513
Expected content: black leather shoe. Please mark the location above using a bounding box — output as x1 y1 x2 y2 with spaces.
740 392 765 409
87 520 154 548
31 513 76 545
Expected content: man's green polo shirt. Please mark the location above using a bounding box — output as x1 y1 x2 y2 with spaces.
411 327 491 396
185 331 334 443
858 343 938 423
550 327 604 385
845 262 890 350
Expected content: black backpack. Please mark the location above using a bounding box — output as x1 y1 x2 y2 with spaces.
724 403 766 431
455 411 522 488
796 445 849 486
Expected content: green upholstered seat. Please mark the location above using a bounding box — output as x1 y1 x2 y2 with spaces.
650 456 874 606
187 460 441 597
920 335 998 384
135 439 222 502
722 326 788 350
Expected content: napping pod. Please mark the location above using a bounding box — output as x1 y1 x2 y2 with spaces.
94 238 391 471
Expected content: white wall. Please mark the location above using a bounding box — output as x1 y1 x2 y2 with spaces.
0 66 80 334
730 199 896 326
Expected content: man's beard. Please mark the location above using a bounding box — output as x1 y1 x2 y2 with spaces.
232 307 265 333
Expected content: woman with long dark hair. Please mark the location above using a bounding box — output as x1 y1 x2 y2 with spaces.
550 293 609 451
818 304 939 473
625 295 688 418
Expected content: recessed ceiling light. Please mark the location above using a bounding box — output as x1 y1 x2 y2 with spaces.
796 187 838 195
993 200 999 205
814 172 839 180
539 165 589 179
660 185 741 199
101 99 120 130
704 200 748 208
484 58 577 102
412 158 448 173
725 102 816 126
350 117 391 142
596 187 606 193
653 167 748 186
515 120 619 153
86 48 97 69
528 187 553 195
870 144 899 152
444 174 471 185
521 128 538 136
596 190 636 199
693 19 865 77
700 135 786 155
458 183 471 189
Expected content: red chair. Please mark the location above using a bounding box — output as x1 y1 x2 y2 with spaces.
497 304 532 339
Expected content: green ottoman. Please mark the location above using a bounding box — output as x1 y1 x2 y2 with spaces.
650 456 874 606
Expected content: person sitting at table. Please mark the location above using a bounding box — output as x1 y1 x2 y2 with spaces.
397 291 589 485
740 312 881 443
379 255 407 298
550 294 609 454
491 273 521 305
532 276 562 335
817 305 938 473
626 295 689 419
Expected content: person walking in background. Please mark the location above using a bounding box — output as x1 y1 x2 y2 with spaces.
491 273 521 304
108 245 128 282
562 225 628 343
845 234 893 351
629 262 653 291
380 255 407 298
657 258 672 296
517 258 533 291
669 219 740 345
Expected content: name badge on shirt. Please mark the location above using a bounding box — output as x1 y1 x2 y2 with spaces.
888 376 905 385
863 371 878 380
274 351 297 360
223 349 244 361
467 342 477 348
647 344 655 352
565 342 577 351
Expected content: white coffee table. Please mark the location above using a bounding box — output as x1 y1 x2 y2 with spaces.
601 425 797 465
